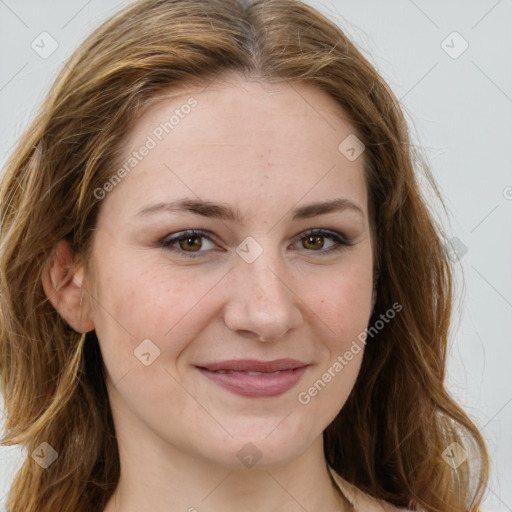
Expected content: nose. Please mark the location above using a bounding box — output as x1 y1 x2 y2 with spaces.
223 248 303 342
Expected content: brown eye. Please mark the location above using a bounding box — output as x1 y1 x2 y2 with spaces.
302 234 326 250
160 230 216 257
292 229 353 256
178 235 203 252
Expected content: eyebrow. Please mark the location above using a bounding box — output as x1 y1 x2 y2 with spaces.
135 197 364 222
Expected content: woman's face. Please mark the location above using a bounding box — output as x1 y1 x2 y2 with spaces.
85 73 375 468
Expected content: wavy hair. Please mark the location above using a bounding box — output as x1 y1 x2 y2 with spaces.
0 0 488 510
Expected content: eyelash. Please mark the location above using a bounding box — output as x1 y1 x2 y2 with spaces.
158 228 354 259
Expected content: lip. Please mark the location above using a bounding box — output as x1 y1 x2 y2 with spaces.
196 359 310 398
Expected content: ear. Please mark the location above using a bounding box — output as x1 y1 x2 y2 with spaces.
41 239 94 333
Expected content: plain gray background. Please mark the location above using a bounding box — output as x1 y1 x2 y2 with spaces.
0 0 511 510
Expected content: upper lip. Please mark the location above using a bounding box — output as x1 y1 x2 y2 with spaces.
197 359 308 373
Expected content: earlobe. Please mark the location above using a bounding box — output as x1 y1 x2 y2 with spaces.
41 239 94 333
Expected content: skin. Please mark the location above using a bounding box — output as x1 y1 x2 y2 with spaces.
43 71 376 512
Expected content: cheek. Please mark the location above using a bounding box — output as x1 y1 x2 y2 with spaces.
293 255 372 398
294 273 370 422
90 255 220 363
295 312 366 430
298 260 374 339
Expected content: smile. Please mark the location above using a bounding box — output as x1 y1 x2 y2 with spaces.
195 359 310 398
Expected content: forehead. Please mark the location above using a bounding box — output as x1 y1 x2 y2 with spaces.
126 72 357 152
101 73 369 224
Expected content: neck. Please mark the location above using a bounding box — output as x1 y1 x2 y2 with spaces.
103 436 350 512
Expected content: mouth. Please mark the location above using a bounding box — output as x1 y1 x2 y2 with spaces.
195 359 310 398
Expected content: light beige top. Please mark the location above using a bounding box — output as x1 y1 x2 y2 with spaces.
328 466 416 512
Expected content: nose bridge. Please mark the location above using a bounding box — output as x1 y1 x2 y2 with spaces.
224 239 302 340
246 251 284 304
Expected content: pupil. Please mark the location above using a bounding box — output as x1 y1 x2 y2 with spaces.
305 235 323 249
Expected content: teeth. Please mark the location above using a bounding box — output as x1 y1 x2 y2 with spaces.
213 370 283 375
247 370 282 376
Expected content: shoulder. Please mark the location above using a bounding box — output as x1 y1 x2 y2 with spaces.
328 465 418 512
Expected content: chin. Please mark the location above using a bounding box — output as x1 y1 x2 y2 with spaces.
196 426 315 470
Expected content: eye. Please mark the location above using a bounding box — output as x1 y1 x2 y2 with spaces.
159 230 216 258
291 229 353 255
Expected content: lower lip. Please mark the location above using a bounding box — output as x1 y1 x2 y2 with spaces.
197 366 309 398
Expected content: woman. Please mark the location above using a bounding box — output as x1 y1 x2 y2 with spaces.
0 0 488 510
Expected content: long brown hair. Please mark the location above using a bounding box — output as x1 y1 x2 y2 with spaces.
0 0 488 510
